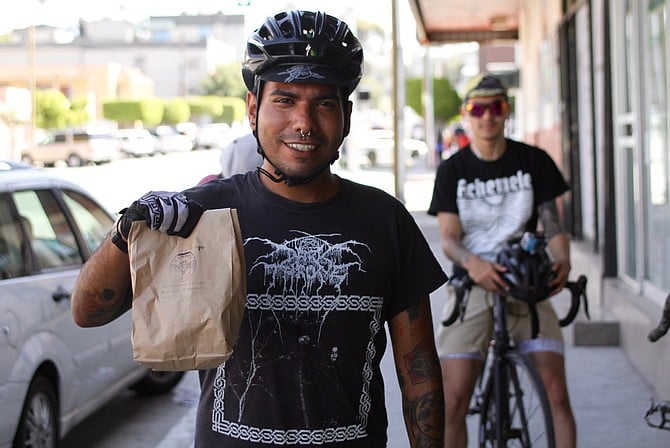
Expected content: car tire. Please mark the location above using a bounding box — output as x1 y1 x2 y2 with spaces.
129 370 185 396
66 154 83 167
20 155 33 166
13 375 58 448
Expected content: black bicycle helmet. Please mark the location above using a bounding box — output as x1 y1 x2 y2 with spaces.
242 9 364 97
496 233 555 304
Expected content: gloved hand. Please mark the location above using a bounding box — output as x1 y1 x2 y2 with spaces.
111 191 204 253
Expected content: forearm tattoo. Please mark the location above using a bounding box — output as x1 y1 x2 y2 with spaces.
403 344 438 385
402 391 444 446
538 200 562 240
80 287 132 324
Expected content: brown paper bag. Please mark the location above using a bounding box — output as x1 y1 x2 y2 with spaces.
128 208 246 371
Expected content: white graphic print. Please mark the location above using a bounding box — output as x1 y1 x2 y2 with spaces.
211 231 383 445
276 64 326 83
458 171 534 261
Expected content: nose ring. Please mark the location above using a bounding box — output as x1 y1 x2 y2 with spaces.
299 129 312 140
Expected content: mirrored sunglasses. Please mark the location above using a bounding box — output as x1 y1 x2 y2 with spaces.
465 100 508 118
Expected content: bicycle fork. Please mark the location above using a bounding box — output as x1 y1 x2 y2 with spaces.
487 295 515 447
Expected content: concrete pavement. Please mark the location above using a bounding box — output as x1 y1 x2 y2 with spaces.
157 165 670 447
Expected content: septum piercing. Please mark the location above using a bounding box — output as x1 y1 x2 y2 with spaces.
299 129 312 140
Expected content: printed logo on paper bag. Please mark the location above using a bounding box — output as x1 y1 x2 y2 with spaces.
169 251 197 282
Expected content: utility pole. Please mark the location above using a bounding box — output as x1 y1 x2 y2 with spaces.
391 0 406 202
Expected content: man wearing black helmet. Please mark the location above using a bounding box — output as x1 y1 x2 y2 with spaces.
428 73 576 447
72 9 447 448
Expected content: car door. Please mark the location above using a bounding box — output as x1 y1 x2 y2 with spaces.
60 188 138 380
0 189 95 442
8 187 120 413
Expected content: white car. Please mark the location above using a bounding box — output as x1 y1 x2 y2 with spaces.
195 123 232 150
21 129 122 168
344 129 428 168
150 125 194 153
0 161 184 448
114 128 159 157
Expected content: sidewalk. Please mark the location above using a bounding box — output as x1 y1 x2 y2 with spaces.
412 210 670 448
160 166 670 447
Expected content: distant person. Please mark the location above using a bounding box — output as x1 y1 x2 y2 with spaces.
453 125 470 149
198 132 262 185
220 132 262 178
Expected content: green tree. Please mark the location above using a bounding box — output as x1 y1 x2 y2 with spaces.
187 96 223 118
406 77 461 124
162 98 190 124
217 97 247 123
102 99 163 128
68 96 90 127
201 62 247 99
35 89 70 129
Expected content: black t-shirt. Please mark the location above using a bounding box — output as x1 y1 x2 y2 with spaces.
428 139 569 277
184 172 447 447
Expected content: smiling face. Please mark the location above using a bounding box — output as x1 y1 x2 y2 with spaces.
462 94 509 144
247 81 351 185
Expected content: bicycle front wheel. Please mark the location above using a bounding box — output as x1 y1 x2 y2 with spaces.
479 351 555 448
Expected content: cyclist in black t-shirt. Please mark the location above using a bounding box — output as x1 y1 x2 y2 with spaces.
428 73 576 448
72 9 448 448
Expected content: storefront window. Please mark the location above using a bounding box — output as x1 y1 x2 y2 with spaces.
643 0 669 289
621 0 638 279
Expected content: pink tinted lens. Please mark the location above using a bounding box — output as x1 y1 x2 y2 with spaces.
467 100 506 117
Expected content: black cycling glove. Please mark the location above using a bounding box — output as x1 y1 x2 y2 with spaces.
111 191 204 253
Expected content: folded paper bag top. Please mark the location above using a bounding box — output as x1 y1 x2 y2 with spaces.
128 208 246 371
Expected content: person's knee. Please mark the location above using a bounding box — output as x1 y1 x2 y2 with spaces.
543 376 572 411
443 391 470 420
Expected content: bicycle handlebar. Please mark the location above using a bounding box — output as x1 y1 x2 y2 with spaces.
559 275 590 326
648 292 670 342
441 274 590 328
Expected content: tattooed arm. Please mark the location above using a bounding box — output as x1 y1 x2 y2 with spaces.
72 234 133 327
388 296 444 447
437 211 508 295
538 199 571 295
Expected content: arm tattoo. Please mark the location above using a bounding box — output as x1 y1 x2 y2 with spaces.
538 200 562 239
402 391 444 446
403 343 438 385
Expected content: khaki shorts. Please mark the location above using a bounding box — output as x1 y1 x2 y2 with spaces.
436 285 564 360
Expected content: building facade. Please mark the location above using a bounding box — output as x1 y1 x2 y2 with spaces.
518 0 670 397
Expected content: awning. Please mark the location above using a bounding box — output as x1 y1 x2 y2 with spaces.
407 0 521 44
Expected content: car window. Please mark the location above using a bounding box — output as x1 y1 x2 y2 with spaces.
14 189 82 269
0 195 27 279
62 189 114 253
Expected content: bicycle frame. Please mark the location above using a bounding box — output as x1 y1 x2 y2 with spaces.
469 292 556 447
490 293 513 442
446 273 586 447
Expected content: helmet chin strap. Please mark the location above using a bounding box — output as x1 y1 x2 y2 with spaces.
256 162 335 187
252 80 345 187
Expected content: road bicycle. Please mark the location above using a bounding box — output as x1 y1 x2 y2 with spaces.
443 271 589 447
644 291 670 431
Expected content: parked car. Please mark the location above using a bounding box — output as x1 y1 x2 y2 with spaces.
195 123 232 150
21 128 121 167
345 129 429 168
0 162 184 448
150 125 194 153
114 128 159 158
